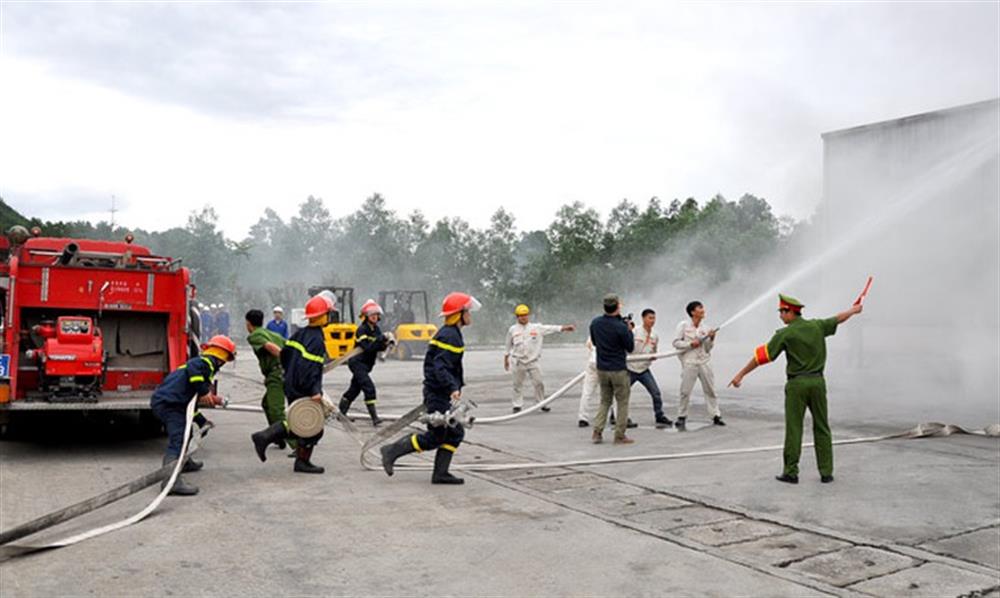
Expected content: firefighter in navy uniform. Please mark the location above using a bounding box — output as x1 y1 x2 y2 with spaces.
380 292 481 485
339 299 393 426
251 293 333 474
150 335 235 496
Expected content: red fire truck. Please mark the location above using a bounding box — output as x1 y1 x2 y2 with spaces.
0 227 199 429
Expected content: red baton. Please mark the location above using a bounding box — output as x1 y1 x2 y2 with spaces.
854 276 874 306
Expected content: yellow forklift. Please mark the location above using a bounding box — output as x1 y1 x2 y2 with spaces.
377 290 438 360
307 286 357 360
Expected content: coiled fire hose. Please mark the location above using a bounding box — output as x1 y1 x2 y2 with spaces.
3 346 998 561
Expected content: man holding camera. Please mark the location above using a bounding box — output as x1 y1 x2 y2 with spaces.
588 294 636 444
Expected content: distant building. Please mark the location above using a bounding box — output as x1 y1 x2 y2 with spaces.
821 98 999 400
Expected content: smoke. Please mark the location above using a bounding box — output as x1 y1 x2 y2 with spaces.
636 101 999 425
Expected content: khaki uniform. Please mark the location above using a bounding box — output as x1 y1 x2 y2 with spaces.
672 320 720 418
506 322 563 408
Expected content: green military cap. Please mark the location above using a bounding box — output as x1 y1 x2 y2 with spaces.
778 294 804 311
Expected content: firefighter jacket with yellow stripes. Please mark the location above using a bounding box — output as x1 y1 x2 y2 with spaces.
281 326 326 400
150 355 217 408
349 319 388 370
423 324 465 405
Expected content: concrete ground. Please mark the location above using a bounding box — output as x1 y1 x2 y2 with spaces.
1 344 998 597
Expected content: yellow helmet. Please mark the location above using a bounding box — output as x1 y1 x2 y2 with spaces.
514 304 530 316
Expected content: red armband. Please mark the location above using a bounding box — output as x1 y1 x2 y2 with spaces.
754 344 771 365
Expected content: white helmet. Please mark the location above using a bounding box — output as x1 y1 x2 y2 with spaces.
273 305 284 313
219 303 225 309
211 303 219 309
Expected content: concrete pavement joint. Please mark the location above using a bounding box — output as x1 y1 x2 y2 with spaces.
464 435 1000 592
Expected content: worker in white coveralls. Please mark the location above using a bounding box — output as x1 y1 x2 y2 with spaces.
577 338 600 428
504 304 575 414
672 300 725 430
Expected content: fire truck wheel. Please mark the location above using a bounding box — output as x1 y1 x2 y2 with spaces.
138 410 166 437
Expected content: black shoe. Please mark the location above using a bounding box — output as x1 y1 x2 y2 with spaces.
675 417 687 431
182 458 203 473
626 419 638 429
578 420 589 428
366 402 383 427
293 447 325 474
275 439 286 450
713 416 726 426
431 449 464 485
512 407 522 414
540 406 551 412
251 422 287 463
775 474 799 484
655 416 673 429
380 436 418 477
821 475 834 483
338 397 351 416
161 457 199 496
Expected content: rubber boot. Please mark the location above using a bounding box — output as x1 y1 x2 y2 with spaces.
431 449 464 485
183 457 203 472
366 402 383 427
251 422 287 463
161 456 199 496
293 446 325 474
338 397 351 416
380 436 417 476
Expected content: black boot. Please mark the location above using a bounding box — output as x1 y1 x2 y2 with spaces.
182 457 203 472
161 456 199 496
675 417 687 431
251 422 287 463
431 449 464 485
713 416 726 426
293 446 325 474
380 436 417 476
338 397 351 415
366 402 383 427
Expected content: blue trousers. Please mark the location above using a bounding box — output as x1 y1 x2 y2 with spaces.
629 369 664 419
152 402 187 459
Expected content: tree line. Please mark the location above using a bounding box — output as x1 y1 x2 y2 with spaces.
1 193 800 342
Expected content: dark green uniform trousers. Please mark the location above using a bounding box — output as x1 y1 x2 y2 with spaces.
262 371 287 426
783 376 833 477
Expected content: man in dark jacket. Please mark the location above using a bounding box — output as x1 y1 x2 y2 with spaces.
150 335 234 496
379 291 481 485
589 294 636 445
339 299 392 426
251 294 333 474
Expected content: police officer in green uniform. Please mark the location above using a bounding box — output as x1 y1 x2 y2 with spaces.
729 294 863 484
245 309 287 438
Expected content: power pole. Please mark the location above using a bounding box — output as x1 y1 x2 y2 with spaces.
110 195 118 230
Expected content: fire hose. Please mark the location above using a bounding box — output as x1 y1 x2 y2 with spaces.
0 398 201 560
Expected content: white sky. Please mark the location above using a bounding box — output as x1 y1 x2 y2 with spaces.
1 2 997 238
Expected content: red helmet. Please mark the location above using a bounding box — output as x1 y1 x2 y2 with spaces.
201 335 237 361
305 295 332 319
360 299 383 317
439 292 482 317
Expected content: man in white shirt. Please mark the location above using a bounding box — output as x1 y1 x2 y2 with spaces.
672 300 724 430
504 304 575 413
577 339 600 427
628 309 672 428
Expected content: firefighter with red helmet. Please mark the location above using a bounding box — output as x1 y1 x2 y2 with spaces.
251 293 333 474
150 335 235 496
339 299 392 426
380 292 481 485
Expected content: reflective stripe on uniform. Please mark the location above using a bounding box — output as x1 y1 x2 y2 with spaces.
754 344 771 365
410 434 423 452
441 443 457 453
189 376 206 382
286 340 325 363
356 335 375 342
364 399 377 405
429 339 464 354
